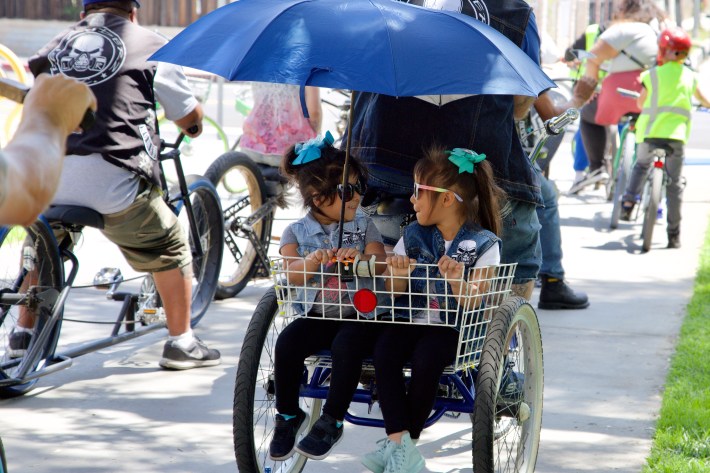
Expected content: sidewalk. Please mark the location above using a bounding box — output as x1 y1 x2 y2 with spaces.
1 115 709 471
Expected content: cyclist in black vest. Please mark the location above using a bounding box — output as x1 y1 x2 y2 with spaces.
24 0 220 370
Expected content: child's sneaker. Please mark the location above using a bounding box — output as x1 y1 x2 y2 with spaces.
268 409 309 461
362 437 396 473
295 413 343 460
383 432 424 473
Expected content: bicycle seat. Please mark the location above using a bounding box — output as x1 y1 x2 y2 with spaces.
621 112 640 122
44 205 105 230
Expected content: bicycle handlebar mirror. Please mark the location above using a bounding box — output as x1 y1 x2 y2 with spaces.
0 77 96 131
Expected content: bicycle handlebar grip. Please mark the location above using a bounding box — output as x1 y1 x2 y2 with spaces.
545 108 579 136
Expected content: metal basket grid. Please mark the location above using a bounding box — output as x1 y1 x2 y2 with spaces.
271 257 516 370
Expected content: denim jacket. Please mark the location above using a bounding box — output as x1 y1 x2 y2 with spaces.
286 212 385 318
346 0 543 206
392 222 500 326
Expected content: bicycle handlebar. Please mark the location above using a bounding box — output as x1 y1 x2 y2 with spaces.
544 108 579 136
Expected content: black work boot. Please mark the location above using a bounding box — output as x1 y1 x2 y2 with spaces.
667 232 681 249
538 275 590 310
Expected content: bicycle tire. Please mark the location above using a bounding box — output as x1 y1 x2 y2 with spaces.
0 436 6 473
472 296 543 473
158 114 230 163
204 152 270 300
233 289 321 473
168 175 224 326
0 220 64 398
641 167 663 252
0 43 29 84
610 133 635 229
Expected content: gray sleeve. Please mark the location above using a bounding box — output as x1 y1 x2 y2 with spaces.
154 63 199 121
279 225 299 250
365 218 383 245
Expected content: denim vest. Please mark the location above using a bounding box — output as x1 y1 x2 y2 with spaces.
287 212 384 318
392 222 500 326
347 0 543 206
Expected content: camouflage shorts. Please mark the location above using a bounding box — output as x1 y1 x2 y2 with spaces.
53 183 191 273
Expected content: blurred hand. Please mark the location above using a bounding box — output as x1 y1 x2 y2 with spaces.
386 255 416 278
437 255 464 280
572 75 598 104
24 74 96 135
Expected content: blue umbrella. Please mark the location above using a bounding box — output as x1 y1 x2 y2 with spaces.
151 0 554 249
150 0 554 104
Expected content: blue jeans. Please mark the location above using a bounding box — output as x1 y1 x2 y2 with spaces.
500 199 542 284
537 170 564 279
573 130 589 172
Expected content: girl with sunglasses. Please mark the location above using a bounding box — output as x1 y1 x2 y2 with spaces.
268 132 387 462
362 147 505 473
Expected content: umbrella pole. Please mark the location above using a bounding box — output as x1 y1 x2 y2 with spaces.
336 90 356 249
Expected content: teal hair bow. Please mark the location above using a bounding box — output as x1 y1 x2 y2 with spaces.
293 131 335 165
446 148 487 174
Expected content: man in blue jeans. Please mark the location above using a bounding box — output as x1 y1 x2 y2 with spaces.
526 80 595 310
349 0 543 301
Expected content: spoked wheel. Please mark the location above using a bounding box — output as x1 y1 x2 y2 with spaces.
233 289 321 473
170 175 224 326
641 167 664 253
472 296 544 473
205 152 271 300
610 137 634 229
0 222 64 398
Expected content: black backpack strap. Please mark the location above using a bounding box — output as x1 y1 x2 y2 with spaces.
619 49 650 70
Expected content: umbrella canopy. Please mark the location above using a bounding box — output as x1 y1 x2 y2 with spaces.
151 0 554 100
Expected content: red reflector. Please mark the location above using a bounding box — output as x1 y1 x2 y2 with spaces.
353 289 377 313
653 160 664 168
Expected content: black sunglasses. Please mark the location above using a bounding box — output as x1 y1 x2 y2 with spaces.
337 178 367 202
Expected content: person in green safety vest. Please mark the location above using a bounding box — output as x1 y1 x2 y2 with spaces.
620 27 710 248
565 24 607 81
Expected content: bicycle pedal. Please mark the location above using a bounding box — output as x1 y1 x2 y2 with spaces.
93 267 123 289
138 307 166 325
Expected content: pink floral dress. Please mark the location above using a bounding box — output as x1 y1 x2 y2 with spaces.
240 83 317 156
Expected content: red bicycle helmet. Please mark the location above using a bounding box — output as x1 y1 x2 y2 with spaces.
657 27 692 65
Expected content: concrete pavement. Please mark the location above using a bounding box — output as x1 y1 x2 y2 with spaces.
1 109 710 471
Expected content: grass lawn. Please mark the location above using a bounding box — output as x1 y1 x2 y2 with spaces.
643 220 710 472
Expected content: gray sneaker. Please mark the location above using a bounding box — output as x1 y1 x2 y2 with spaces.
159 336 221 370
8 330 32 358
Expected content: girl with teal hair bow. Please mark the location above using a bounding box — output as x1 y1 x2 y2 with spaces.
361 146 507 473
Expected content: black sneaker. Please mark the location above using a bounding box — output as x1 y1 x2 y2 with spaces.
499 369 524 403
295 413 344 460
269 409 309 461
667 232 681 249
620 202 635 221
8 330 32 358
158 336 221 370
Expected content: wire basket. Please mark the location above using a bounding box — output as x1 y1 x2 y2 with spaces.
271 256 516 370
